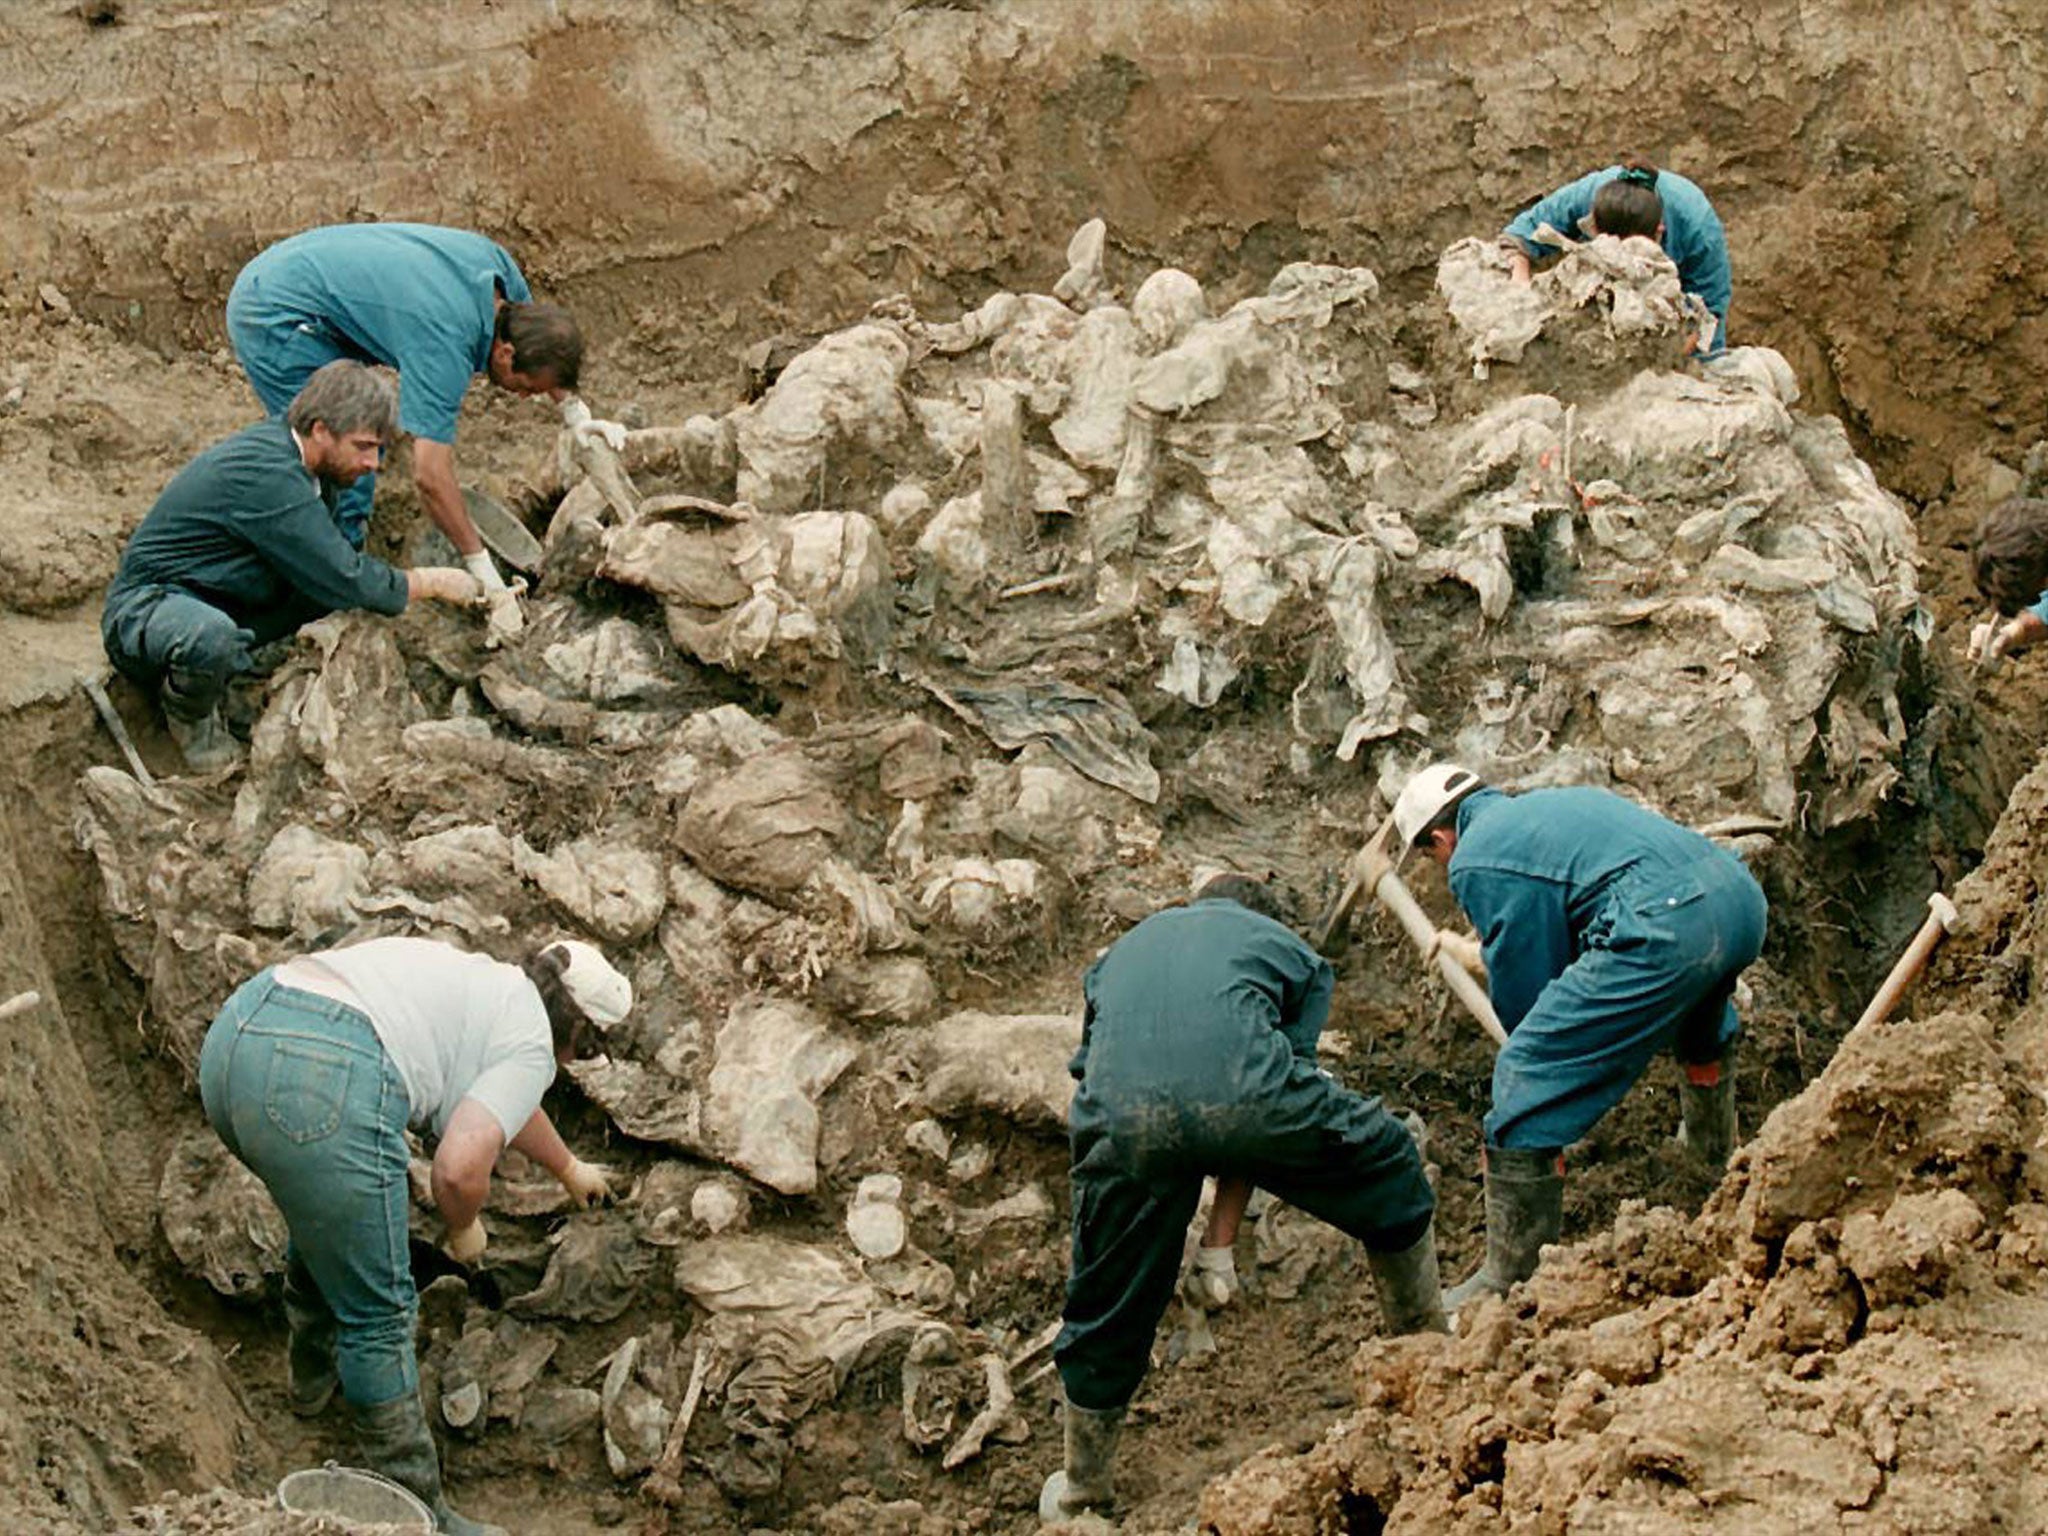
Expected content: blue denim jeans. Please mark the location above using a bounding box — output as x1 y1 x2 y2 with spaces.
101 585 257 712
197 970 417 1408
226 271 374 549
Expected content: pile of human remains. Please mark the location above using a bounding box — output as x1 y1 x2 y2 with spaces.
80 217 1922 1500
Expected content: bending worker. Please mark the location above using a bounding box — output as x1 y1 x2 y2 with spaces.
100 360 483 773
1965 494 2048 668
1363 765 1766 1310
1043 873 1443 1525
1503 157 1731 354
198 935 631 1536
226 221 626 583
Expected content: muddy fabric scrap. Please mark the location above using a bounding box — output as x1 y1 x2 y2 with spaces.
701 998 858 1195
159 1128 287 1298
922 677 1160 804
674 1236 935 1428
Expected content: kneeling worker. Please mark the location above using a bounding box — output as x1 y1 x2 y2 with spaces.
1043 873 1444 1525
199 935 630 1536
1367 765 1767 1310
100 360 483 772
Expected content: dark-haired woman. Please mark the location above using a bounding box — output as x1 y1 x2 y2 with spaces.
197 937 631 1536
1503 159 1731 355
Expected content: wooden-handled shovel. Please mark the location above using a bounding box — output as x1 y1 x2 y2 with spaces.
1851 892 1959 1032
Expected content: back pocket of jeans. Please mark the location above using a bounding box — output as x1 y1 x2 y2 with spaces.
264 1042 352 1144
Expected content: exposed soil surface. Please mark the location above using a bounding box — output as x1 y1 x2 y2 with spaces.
5 5 2048 1535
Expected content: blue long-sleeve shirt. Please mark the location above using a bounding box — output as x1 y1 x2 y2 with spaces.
1504 166 1731 352
1071 896 1333 1118
231 224 532 444
104 419 409 644
1447 786 1749 1032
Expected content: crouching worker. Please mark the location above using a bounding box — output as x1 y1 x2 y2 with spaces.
1374 765 1767 1313
100 360 483 773
197 936 631 1536
1042 873 1443 1526
1503 156 1731 356
1965 495 2048 669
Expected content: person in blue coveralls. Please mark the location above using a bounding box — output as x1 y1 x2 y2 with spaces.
225 222 628 593
1502 157 1731 355
1040 872 1445 1526
1361 765 1767 1311
1965 495 2048 669
101 360 486 772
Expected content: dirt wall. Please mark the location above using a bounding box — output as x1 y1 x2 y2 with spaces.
5 1 2046 498
4 2 2047 1530
0 705 242 1532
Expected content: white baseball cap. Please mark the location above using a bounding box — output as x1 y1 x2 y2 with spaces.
550 939 633 1026
1391 763 1483 860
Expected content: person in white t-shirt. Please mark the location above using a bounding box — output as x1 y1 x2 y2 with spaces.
197 935 631 1536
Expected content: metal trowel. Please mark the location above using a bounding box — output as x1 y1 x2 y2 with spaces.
463 487 544 576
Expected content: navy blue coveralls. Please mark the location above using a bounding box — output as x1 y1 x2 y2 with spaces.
1053 895 1435 1412
1448 787 1768 1151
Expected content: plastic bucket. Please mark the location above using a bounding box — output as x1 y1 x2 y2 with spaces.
276 1461 434 1530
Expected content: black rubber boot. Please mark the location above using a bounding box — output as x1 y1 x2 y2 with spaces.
1676 1049 1738 1170
1442 1146 1565 1313
282 1257 338 1417
355 1393 507 1536
159 675 239 774
1366 1219 1450 1335
1038 1395 1125 1525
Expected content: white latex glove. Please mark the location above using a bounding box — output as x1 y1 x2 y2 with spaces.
560 396 628 453
462 549 511 596
1969 618 2017 671
1428 928 1486 978
1180 1244 1238 1312
411 567 484 606
557 1157 615 1209
482 579 527 649
444 1220 487 1265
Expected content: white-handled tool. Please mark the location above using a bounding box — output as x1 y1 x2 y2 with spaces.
1316 820 1507 1047
1851 892 1959 1032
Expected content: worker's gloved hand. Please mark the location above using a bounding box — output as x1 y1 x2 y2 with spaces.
1969 618 2016 671
557 1156 615 1209
560 396 629 453
462 549 512 596
444 1220 487 1266
482 578 527 649
412 567 484 606
1428 928 1486 978
1180 1244 1238 1312
1349 837 1394 898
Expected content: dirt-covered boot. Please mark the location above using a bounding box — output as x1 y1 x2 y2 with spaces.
1038 1396 1125 1525
159 677 240 774
1675 1052 1738 1170
282 1260 338 1417
355 1393 507 1536
1442 1146 1565 1313
1366 1219 1449 1334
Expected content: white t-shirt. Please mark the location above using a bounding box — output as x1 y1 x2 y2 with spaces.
297 936 556 1140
